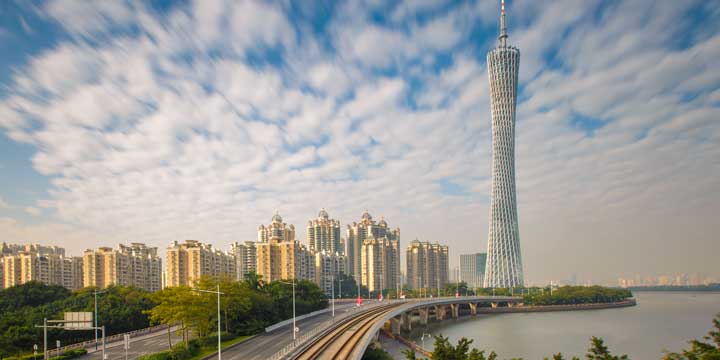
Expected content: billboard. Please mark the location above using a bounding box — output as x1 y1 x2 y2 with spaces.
64 312 93 329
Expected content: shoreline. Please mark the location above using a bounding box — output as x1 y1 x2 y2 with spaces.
477 298 637 314
385 299 637 356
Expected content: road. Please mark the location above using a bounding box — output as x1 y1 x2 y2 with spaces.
222 301 372 360
79 299 362 360
82 328 184 360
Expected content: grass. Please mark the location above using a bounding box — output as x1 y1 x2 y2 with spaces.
189 335 251 360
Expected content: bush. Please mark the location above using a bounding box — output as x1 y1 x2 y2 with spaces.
48 349 88 360
138 350 172 360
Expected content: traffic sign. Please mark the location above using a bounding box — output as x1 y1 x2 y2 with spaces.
123 334 130 350
56 340 60 348
64 312 93 329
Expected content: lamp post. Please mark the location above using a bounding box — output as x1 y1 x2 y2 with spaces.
193 284 224 360
421 331 432 350
331 275 335 319
279 280 297 342
93 289 107 351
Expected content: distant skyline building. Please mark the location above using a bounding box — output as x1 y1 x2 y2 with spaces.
314 250 346 296
484 1 524 288
346 210 400 282
460 253 487 288
0 243 82 290
258 211 296 243
165 240 234 287
360 232 400 293
83 243 162 292
406 240 449 290
230 241 257 281
307 208 342 254
256 213 315 283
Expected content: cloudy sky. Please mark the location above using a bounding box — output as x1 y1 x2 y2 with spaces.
0 0 718 285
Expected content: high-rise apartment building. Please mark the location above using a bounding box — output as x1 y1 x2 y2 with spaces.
360 233 400 293
307 208 342 254
256 213 315 283
230 241 257 281
460 253 487 288
83 243 162 292
1 243 82 290
314 250 346 296
484 1 524 288
61 257 84 290
406 240 449 290
346 210 400 282
165 240 235 287
258 212 295 243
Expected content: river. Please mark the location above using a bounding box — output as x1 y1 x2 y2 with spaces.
407 292 720 359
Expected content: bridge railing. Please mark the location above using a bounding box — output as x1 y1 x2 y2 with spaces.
267 300 395 360
48 324 171 357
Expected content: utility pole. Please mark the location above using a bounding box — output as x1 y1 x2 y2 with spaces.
93 289 107 351
192 285 224 360
331 274 335 319
43 318 47 360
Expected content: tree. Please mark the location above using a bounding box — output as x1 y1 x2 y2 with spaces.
146 286 213 346
243 272 264 291
585 337 628 360
664 313 720 359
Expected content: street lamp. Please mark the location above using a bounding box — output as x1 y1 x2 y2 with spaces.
330 275 335 320
279 280 297 342
192 284 224 360
421 331 432 350
93 289 108 351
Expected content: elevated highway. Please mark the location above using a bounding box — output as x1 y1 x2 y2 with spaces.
284 296 521 360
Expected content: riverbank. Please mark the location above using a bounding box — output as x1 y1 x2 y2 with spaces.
478 299 637 314
399 292 718 359
385 299 637 357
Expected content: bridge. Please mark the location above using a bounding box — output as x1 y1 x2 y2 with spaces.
277 296 521 360
75 296 521 360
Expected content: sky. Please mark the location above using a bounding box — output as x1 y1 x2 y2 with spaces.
0 0 718 286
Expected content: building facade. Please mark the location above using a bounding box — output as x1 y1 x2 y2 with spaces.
406 240 449 290
230 241 257 281
460 253 487 288
307 208 342 254
258 212 295 243
346 210 400 282
83 243 162 292
360 233 400 293
165 240 235 287
314 250 346 296
484 2 524 288
0 244 82 290
256 213 315 283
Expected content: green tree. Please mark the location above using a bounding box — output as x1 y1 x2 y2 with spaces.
146 286 213 346
664 313 720 360
585 337 628 360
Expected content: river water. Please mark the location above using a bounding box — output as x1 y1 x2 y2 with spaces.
407 292 720 360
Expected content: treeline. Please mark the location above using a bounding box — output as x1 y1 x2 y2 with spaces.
146 273 327 342
627 284 720 292
0 273 328 358
0 282 154 358
522 286 632 306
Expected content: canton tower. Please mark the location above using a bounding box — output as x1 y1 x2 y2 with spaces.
484 0 524 288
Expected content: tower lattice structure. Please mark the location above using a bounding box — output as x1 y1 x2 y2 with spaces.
484 0 524 288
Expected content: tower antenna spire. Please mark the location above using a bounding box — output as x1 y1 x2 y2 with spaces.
499 0 508 46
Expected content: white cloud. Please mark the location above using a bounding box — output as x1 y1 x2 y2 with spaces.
24 206 42 216
0 0 718 284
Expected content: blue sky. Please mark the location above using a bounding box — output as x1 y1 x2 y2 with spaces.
1 0 719 284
